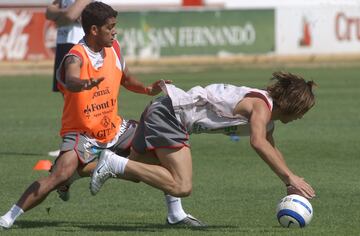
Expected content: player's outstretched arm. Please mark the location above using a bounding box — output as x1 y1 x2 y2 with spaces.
64 55 104 92
121 66 172 95
249 101 315 199
266 129 316 199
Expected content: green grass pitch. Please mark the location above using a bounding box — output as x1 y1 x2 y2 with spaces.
0 65 359 235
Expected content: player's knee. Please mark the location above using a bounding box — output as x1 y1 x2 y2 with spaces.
49 170 75 188
179 186 192 197
172 181 192 197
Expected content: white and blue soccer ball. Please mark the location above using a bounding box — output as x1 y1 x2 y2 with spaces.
276 194 313 228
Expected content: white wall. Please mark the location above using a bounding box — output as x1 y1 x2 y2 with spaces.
276 2 360 55
225 0 360 8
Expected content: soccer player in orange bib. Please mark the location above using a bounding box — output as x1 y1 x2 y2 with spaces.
0 2 198 229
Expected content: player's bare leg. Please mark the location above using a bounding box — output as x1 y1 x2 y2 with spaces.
56 158 97 201
90 147 206 227
0 151 79 229
127 149 206 226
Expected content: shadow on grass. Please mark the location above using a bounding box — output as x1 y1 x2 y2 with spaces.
15 220 240 233
0 151 43 157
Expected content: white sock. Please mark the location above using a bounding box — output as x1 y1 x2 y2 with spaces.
1 204 24 227
108 152 128 175
165 194 187 223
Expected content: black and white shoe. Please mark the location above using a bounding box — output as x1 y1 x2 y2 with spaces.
167 214 207 227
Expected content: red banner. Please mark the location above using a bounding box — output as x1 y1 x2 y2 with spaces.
0 8 56 61
182 0 203 6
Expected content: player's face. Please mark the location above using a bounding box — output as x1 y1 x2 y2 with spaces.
97 17 117 47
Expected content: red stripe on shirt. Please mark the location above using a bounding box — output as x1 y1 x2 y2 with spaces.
245 92 271 110
68 49 84 64
112 40 121 61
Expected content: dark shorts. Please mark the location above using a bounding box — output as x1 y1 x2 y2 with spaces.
53 43 74 92
132 96 190 154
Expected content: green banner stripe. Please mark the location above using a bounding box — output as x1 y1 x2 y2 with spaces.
116 9 274 57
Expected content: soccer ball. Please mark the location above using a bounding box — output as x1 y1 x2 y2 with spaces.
276 194 313 228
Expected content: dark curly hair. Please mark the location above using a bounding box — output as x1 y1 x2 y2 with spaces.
267 71 317 116
81 1 118 34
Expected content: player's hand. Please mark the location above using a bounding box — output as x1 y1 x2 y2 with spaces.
287 175 315 199
146 79 172 95
286 185 304 196
83 77 105 90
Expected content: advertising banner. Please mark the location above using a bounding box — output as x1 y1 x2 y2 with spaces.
0 8 56 61
276 6 360 55
116 9 275 59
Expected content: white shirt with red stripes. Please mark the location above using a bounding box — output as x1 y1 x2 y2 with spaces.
161 82 274 136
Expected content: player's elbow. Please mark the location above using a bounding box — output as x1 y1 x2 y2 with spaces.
250 136 264 151
63 13 78 24
45 10 57 21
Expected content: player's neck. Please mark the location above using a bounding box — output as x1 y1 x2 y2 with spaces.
83 37 103 53
271 107 281 121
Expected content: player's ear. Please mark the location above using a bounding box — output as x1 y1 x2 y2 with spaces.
90 25 99 36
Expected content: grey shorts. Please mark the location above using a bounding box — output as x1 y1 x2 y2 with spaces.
59 119 137 164
132 96 190 154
